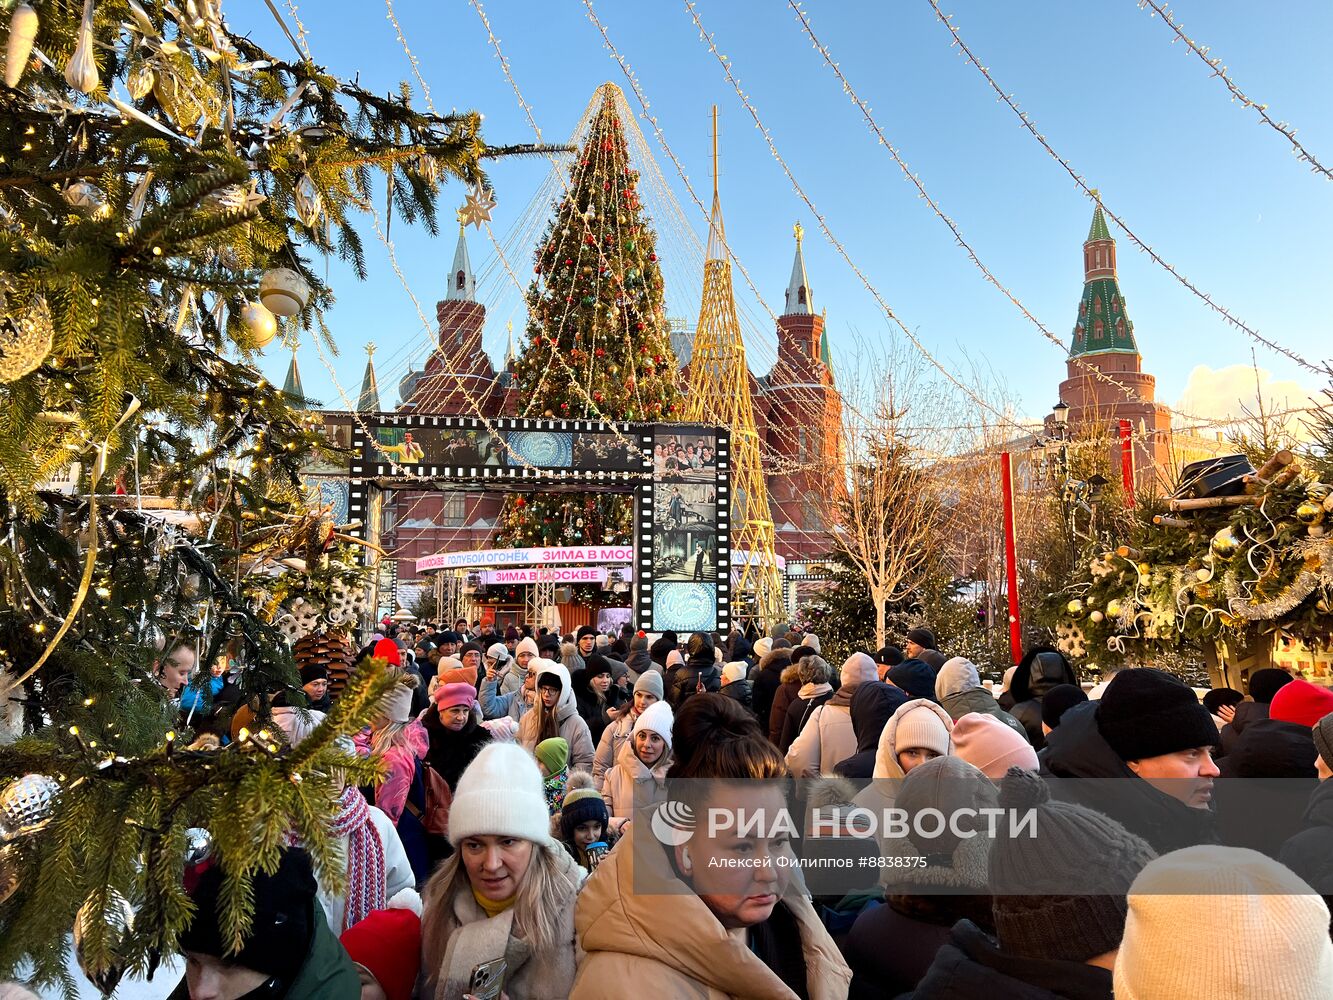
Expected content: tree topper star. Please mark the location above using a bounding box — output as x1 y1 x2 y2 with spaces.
457 183 496 229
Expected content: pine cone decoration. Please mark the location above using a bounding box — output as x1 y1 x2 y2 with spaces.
293 629 355 700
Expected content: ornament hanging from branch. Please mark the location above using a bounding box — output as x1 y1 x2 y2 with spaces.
65 0 101 94
0 281 54 384
4 4 38 89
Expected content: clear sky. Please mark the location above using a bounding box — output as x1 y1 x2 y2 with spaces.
236 0 1333 430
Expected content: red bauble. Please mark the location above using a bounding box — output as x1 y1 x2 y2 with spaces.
566 296 574 303
635 322 644 331
516 497 526 507
603 181 610 190
565 258 573 266
649 253 657 262
595 347 605 357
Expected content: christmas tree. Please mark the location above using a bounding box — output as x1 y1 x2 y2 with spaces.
0 0 505 988
497 84 680 547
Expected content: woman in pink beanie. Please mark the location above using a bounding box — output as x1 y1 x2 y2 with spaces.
951 712 1039 781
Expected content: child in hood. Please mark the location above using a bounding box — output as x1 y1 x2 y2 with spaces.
536 736 571 815
559 771 616 872
603 700 674 834
852 697 955 820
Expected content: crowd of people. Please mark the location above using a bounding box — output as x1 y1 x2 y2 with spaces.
113 616 1333 999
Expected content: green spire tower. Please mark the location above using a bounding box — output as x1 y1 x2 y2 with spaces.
1070 193 1137 357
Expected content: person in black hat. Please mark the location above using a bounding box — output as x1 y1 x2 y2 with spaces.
903 628 937 661
173 847 360 999
576 624 598 660
1039 683 1088 739
1041 668 1220 854
911 767 1156 999
1220 667 1293 756
300 663 331 713
1008 646 1079 751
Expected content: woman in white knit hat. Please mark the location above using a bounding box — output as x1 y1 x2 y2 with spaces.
420 742 585 1000
851 698 954 829
1114 844 1333 999
602 700 673 835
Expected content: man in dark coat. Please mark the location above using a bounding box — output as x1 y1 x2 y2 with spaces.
649 630 678 670
908 768 1155 1000
1220 667 1293 756
1279 711 1333 937
1008 646 1078 750
1040 668 1220 856
835 681 907 780
668 631 721 709
750 639 791 731
1215 715 1318 857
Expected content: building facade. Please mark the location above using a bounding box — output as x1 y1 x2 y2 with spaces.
346 224 842 599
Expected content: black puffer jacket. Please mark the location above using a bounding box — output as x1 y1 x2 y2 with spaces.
1216 717 1318 857
751 648 791 730
906 920 1114 1000
847 896 995 1000
836 681 907 780
1041 700 1218 855
1279 779 1333 937
1008 647 1077 750
669 632 721 709
721 677 754 714
1220 699 1270 757
422 706 492 791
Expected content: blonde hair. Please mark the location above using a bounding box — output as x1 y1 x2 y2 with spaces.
420 841 579 992
371 666 418 754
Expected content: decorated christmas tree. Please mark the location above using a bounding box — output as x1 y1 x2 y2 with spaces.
0 0 506 988
1046 389 1333 683
496 83 680 547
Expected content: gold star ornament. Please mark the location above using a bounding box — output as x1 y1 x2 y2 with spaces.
458 183 497 229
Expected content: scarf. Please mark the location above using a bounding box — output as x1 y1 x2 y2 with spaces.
471 885 516 918
544 770 569 815
330 785 386 931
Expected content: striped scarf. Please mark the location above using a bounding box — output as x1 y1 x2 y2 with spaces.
330 785 386 931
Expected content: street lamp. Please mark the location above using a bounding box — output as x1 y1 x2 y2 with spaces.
1051 400 1070 431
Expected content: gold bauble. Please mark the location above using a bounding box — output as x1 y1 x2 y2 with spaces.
1210 527 1240 560
1066 599 1084 616
259 267 311 317
1138 562 1152 575
237 301 277 348
1308 483 1332 503
1106 599 1123 618
1296 501 1324 525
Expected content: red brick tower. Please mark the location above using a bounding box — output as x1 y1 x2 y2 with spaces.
764 223 842 560
1056 199 1172 489
383 225 504 579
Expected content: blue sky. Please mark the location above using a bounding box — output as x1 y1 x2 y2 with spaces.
236 0 1333 427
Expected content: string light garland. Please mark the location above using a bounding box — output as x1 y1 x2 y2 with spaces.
1135 0 1332 183
666 0 1036 438
576 0 916 466
926 0 1332 379
783 0 1211 423
464 0 867 480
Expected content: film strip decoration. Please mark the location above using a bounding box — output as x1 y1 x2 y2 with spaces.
345 414 730 633
782 560 836 616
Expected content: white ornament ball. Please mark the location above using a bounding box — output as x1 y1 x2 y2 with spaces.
238 301 277 348
259 268 311 317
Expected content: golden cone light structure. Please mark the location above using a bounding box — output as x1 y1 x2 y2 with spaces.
685 108 784 630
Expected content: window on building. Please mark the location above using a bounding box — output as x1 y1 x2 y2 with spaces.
442 494 467 527
1094 295 1102 314
801 493 824 533
797 287 806 306
456 270 466 291
798 428 811 461
1093 319 1104 339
